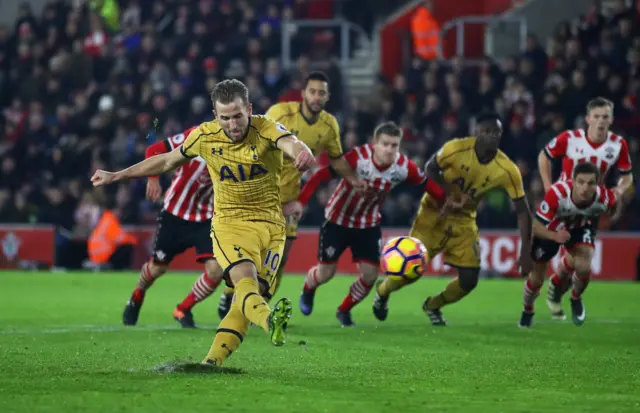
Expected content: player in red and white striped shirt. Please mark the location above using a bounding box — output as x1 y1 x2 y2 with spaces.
520 163 618 328
286 122 435 326
123 127 223 329
537 97 634 320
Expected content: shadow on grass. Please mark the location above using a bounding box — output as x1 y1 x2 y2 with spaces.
152 361 246 375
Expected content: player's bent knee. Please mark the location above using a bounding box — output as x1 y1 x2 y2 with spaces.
148 261 169 276
458 269 480 292
317 263 337 282
528 262 547 283
227 260 259 284
573 259 591 277
205 259 223 282
357 262 379 283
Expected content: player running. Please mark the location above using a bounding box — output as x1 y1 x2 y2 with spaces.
373 112 534 325
122 127 222 328
214 71 363 318
291 122 436 326
538 97 633 318
91 79 315 367
520 162 618 327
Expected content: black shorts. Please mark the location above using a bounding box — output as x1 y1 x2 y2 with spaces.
318 220 382 265
531 224 597 262
152 210 214 264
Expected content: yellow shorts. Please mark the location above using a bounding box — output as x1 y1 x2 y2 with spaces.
409 204 480 269
212 221 286 298
285 214 299 239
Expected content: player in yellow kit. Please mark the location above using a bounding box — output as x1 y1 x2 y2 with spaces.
372 112 534 325
217 71 364 318
90 79 316 367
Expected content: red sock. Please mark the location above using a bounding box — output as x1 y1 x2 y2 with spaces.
131 288 145 305
132 261 158 304
338 276 373 312
523 279 541 312
550 273 572 295
178 272 220 311
304 266 320 292
571 273 590 299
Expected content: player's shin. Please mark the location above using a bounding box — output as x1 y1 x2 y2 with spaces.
231 272 272 333
425 269 479 310
304 264 335 291
268 269 284 303
204 304 249 366
132 260 166 303
571 272 591 299
178 271 220 312
523 264 546 313
338 263 377 313
376 276 411 297
550 254 573 296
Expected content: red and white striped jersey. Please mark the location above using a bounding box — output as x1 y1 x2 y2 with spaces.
146 127 214 222
536 180 616 231
325 144 426 228
544 129 632 182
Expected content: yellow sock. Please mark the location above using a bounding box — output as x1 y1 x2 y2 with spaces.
223 286 234 296
204 305 249 366
425 277 467 310
377 276 410 297
234 277 271 333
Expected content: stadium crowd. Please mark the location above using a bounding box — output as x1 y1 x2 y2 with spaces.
0 0 639 242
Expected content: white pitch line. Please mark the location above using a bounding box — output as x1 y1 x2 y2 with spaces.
0 319 637 335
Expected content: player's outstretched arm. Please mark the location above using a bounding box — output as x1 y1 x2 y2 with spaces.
513 197 534 275
329 154 368 193
614 174 633 198
537 151 553 192
276 135 316 171
91 147 189 187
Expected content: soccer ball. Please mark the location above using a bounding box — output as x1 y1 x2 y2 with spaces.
381 236 428 281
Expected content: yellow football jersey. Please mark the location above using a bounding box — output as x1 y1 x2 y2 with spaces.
421 137 525 220
266 102 343 203
181 115 290 227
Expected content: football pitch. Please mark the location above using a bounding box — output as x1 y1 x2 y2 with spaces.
1 272 639 413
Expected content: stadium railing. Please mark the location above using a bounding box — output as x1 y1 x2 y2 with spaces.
437 15 528 63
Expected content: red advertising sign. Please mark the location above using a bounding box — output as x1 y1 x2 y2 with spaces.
130 228 640 281
1 225 638 280
0 225 55 267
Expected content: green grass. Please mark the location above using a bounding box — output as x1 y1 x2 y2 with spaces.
0 272 639 413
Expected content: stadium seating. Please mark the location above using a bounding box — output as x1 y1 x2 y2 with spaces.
0 0 638 236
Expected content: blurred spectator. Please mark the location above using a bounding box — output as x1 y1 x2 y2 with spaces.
0 0 345 231
0 0 638 234
411 0 440 61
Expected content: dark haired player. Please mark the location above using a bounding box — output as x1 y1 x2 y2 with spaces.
537 97 633 318
373 113 534 325
520 163 618 328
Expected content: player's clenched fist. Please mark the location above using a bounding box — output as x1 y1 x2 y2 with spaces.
294 150 316 172
90 170 116 187
282 200 304 221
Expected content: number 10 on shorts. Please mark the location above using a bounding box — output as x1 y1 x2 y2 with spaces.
263 250 281 273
